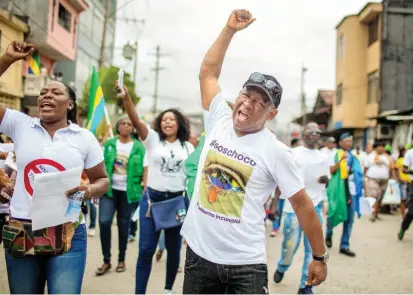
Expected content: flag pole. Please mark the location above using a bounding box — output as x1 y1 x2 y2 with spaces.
104 106 114 138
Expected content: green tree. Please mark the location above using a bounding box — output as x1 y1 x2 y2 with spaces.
78 66 140 118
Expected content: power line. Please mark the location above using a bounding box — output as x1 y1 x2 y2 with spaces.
108 0 137 19
148 45 169 115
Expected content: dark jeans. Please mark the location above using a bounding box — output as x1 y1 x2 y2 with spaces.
99 190 135 264
129 202 139 237
6 224 87 294
87 199 97 229
326 195 356 249
401 187 413 231
183 246 268 294
135 188 183 293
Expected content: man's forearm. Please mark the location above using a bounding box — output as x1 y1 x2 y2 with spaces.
199 26 236 80
294 197 326 256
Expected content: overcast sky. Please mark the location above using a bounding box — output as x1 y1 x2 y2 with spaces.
114 0 375 124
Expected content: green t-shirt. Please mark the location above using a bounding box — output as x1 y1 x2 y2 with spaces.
184 133 205 199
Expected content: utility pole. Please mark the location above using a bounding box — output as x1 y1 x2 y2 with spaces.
98 0 110 68
132 40 138 84
116 17 145 84
150 45 167 116
300 65 308 126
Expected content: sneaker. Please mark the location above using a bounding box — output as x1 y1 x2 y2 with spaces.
298 286 314 294
270 229 277 237
325 237 332 248
128 234 135 242
164 289 172 294
398 229 405 241
88 228 96 237
273 270 284 284
339 248 356 257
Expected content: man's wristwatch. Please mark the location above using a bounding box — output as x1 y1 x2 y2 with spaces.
312 252 329 263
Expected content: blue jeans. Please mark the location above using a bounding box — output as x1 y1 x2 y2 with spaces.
99 190 135 264
87 199 97 229
277 204 323 289
135 189 183 293
272 199 285 231
5 224 87 294
326 195 356 249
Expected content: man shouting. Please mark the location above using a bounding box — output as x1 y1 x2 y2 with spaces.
181 9 328 294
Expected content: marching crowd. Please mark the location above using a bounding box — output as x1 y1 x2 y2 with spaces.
0 8 410 295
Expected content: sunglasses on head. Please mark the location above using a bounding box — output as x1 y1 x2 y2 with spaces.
247 72 281 102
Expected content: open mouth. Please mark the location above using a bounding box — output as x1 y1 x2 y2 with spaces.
164 126 172 131
40 102 55 111
237 110 249 121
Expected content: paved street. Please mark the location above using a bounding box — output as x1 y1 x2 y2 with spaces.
0 213 412 294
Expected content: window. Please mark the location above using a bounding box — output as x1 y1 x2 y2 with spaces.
58 3 72 32
367 71 379 103
337 34 344 60
368 16 379 46
336 84 343 105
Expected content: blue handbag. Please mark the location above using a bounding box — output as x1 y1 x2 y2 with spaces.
148 143 191 231
150 195 187 232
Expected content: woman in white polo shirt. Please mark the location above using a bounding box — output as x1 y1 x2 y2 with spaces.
117 84 194 294
0 41 109 294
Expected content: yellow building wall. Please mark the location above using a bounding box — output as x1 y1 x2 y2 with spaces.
365 40 380 128
0 10 28 110
334 11 382 129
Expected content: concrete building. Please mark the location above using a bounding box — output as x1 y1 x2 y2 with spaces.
377 0 413 151
3 0 88 115
333 2 382 148
0 7 29 110
54 0 117 96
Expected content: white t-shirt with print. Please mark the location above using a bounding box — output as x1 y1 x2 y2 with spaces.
112 140 133 191
143 129 194 192
0 109 104 220
365 152 391 179
283 146 330 213
181 93 304 265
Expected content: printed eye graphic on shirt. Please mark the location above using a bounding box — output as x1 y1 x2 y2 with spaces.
113 153 129 175
160 150 183 174
199 149 253 218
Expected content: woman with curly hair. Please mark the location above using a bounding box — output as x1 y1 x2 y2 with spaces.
117 83 193 294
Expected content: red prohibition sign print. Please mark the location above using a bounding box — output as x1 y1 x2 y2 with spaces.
24 159 66 196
